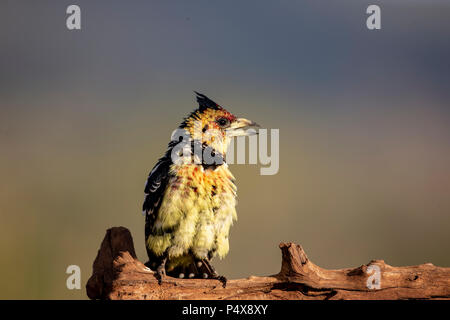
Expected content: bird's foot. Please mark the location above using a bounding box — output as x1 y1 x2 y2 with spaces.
211 274 228 288
156 266 166 285
155 257 167 285
201 259 227 288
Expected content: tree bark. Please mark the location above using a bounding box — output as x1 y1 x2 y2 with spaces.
86 226 450 300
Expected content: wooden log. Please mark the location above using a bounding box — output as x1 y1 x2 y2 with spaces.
86 226 450 300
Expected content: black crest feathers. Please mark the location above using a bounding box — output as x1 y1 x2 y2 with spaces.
195 91 222 112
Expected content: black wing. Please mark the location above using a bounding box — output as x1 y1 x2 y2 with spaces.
143 155 173 265
143 156 172 229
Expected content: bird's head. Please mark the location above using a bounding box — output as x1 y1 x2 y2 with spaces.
179 92 260 155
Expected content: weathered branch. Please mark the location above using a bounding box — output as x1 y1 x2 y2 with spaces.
86 227 450 300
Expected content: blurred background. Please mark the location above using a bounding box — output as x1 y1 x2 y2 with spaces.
1 0 449 299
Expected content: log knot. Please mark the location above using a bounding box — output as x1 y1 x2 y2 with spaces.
86 226 137 299
278 242 309 277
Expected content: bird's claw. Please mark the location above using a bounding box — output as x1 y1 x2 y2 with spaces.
201 259 227 288
156 267 166 285
155 258 167 285
216 275 227 288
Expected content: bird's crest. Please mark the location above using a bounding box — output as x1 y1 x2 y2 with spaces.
195 91 223 112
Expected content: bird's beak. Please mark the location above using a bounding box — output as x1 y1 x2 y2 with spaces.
226 118 261 137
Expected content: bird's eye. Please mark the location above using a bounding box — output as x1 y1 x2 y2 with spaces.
216 117 230 128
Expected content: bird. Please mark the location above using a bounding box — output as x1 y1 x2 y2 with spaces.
142 92 259 286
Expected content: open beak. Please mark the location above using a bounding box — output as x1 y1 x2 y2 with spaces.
226 118 261 137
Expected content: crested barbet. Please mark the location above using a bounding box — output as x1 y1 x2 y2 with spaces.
142 92 259 286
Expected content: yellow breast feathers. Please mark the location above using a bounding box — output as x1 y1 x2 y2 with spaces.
146 163 237 267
